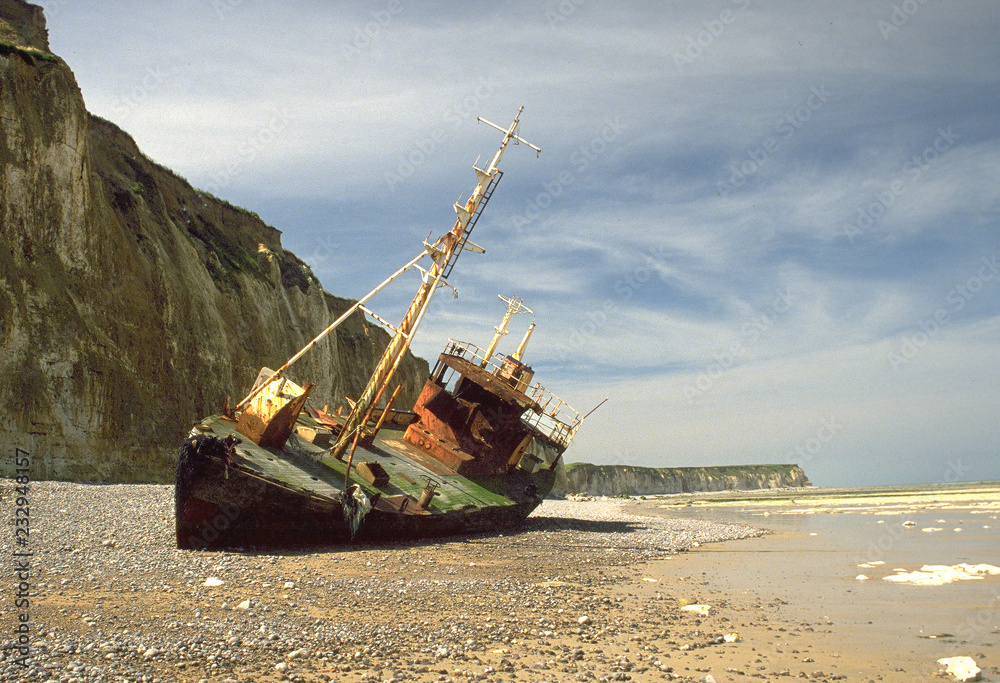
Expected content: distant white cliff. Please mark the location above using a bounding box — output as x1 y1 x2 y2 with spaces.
553 463 811 496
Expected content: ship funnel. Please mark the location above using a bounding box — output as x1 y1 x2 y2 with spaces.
512 323 535 362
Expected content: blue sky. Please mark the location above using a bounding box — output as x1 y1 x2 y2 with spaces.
41 0 1000 486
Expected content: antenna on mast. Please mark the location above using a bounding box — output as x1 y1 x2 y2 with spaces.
478 107 541 160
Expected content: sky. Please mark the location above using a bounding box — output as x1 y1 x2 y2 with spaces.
39 0 1000 487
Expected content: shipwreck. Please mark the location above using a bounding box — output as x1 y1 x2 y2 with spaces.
175 109 587 548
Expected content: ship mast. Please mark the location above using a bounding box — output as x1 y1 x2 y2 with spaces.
332 108 540 458
481 294 533 367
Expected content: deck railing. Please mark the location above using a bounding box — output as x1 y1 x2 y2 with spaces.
442 339 582 448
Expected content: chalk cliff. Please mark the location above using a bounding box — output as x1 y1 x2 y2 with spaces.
0 1 428 482
554 463 811 497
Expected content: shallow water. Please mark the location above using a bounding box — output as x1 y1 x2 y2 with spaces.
634 483 1000 675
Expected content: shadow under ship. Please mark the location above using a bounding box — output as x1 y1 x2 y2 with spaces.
175 110 587 549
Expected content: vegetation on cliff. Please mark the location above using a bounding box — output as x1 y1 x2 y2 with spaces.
0 0 428 483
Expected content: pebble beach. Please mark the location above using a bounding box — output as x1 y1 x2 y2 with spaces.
3 481 999 683
2 482 764 683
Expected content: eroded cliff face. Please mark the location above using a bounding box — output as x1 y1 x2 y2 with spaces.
553 463 811 497
0 1 428 482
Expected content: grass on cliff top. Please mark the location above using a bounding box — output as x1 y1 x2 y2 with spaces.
563 462 800 476
0 40 60 63
195 188 261 220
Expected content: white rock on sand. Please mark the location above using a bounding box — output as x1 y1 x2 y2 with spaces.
937 656 981 682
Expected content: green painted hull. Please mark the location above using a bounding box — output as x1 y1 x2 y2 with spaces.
175 412 556 549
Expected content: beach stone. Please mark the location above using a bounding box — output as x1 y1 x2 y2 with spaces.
938 656 981 682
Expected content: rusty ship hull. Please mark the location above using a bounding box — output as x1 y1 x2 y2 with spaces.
176 364 561 549
175 435 551 549
175 343 566 550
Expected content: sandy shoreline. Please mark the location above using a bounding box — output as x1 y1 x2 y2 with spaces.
2 481 998 683
633 484 1000 681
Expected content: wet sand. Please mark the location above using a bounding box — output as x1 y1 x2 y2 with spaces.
633 483 1000 680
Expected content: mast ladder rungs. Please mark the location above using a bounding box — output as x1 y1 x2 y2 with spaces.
443 169 504 280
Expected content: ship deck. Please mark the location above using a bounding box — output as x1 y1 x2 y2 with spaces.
194 414 524 513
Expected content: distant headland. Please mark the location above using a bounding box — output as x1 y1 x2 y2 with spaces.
554 463 811 497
